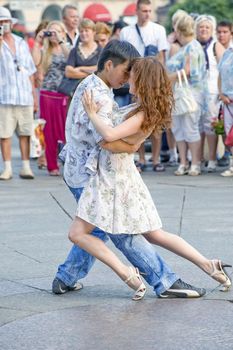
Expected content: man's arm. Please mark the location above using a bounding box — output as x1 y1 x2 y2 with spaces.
100 140 141 154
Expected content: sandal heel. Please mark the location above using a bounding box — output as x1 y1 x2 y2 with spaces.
124 267 146 301
210 260 232 292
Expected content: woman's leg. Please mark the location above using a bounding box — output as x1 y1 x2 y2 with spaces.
206 133 218 162
68 216 145 292
176 140 187 165
188 140 201 166
143 229 231 285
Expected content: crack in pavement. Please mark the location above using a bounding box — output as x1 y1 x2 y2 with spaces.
178 188 186 236
0 278 51 294
0 243 42 263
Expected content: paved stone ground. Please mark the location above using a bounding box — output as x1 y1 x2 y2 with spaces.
0 141 233 350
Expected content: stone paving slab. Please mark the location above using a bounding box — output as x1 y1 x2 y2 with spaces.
1 143 233 349
0 298 233 350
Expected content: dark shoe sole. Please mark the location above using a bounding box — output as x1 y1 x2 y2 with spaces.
19 175 34 179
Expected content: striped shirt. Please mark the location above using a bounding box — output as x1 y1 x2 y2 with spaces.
0 34 36 106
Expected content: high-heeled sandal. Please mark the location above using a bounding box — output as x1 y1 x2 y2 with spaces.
210 260 232 292
124 266 146 301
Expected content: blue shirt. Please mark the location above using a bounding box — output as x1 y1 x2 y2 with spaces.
218 48 233 96
0 34 36 106
166 39 207 93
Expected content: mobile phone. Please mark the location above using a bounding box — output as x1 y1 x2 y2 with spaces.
44 31 53 37
0 25 4 36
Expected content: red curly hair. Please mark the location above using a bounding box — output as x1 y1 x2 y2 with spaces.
127 57 173 134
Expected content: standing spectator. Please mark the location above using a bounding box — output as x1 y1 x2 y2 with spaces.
0 7 37 180
216 21 233 167
111 20 127 40
65 19 102 83
166 15 206 176
218 48 233 176
110 20 130 108
120 0 168 172
32 21 70 176
31 20 49 170
95 22 112 48
62 4 79 47
196 15 225 172
217 21 233 49
165 10 188 167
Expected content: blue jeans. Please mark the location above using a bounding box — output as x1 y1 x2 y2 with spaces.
114 94 131 107
56 187 178 295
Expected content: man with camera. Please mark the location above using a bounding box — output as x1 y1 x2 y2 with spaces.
0 7 37 180
120 0 169 173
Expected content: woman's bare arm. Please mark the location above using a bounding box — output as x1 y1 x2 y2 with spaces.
65 65 93 79
100 140 141 153
83 91 143 142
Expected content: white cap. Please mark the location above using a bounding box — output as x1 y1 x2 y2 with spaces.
0 7 18 24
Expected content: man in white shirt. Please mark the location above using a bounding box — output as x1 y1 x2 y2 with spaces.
62 4 79 47
120 0 168 172
0 7 36 180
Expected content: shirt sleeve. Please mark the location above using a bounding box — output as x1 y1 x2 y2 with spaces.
157 26 168 52
88 94 114 143
23 41 36 76
185 44 201 79
119 27 127 41
66 48 77 67
218 50 228 72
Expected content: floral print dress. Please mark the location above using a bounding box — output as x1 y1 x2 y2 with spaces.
76 104 162 234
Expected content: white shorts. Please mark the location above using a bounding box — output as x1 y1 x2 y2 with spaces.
172 106 201 143
0 105 33 138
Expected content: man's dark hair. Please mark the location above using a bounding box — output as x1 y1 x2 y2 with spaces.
136 0 151 10
112 20 128 35
97 40 140 72
217 20 232 31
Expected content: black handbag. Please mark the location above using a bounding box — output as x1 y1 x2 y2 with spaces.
57 76 81 97
135 24 158 57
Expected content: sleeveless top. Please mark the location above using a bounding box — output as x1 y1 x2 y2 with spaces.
206 40 219 94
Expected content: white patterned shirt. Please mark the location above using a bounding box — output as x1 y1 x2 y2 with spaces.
60 73 119 188
0 34 36 106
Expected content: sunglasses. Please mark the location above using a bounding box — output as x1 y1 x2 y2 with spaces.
14 59 21 72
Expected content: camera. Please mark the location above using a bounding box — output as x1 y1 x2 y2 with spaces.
0 25 4 36
44 31 53 37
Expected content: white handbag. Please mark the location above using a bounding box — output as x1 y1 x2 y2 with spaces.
172 69 198 117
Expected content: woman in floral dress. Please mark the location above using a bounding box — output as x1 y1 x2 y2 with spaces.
68 57 231 299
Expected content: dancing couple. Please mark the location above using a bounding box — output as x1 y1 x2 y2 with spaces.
53 40 231 299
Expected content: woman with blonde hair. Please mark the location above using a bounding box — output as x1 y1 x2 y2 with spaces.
32 20 70 176
95 21 112 48
166 15 207 176
65 19 102 84
68 57 231 300
195 15 225 172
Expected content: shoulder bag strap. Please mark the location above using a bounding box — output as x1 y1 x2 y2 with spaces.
180 69 189 87
176 70 183 87
135 24 145 47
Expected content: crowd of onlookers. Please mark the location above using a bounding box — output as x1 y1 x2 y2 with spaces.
0 0 233 181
